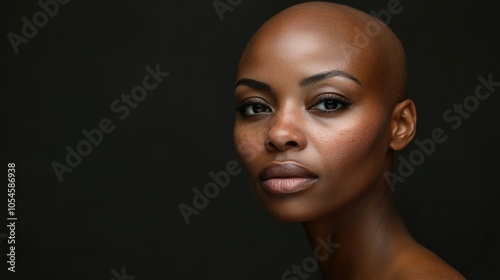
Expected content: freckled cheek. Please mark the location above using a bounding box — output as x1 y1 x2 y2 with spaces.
233 128 265 168
317 122 385 173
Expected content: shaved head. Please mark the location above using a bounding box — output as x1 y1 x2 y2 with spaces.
237 1 407 106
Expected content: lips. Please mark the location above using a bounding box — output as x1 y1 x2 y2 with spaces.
259 162 318 194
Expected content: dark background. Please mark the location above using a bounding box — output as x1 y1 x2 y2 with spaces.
2 0 499 279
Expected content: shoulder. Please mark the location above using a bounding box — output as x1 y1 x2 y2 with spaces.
386 243 466 280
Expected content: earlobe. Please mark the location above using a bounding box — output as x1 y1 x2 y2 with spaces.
389 99 417 151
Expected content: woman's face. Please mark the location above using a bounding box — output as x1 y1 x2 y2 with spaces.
233 25 395 222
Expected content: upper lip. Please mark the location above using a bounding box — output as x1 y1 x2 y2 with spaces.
259 162 318 181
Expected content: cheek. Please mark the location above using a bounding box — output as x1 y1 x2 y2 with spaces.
333 123 385 163
233 125 265 167
315 113 391 188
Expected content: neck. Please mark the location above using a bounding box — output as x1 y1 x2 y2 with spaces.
302 179 414 279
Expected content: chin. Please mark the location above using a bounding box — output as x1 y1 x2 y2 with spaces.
256 196 323 223
266 210 311 223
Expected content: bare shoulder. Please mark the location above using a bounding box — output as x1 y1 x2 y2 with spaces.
386 242 466 280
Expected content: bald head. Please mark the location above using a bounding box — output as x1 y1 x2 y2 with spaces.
237 1 407 105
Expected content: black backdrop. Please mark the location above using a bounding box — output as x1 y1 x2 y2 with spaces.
2 0 499 279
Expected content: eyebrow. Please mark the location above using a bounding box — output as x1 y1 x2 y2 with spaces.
234 78 271 91
300 70 362 88
235 69 362 91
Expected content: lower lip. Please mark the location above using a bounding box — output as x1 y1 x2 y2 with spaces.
261 178 317 194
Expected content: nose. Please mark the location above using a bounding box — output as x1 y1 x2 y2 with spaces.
265 108 307 152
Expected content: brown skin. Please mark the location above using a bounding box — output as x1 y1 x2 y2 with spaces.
233 2 465 279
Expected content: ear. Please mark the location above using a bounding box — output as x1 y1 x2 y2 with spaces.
389 99 417 151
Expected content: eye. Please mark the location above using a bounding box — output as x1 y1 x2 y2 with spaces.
235 98 272 116
310 94 352 112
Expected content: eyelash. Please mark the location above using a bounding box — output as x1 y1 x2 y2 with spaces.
234 98 271 115
234 94 352 116
312 94 352 112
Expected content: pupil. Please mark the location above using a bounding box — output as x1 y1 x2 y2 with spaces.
325 100 337 109
253 104 264 113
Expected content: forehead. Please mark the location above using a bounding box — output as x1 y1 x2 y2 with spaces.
237 14 381 90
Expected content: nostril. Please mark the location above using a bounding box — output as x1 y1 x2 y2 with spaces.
265 140 278 151
265 139 300 152
286 141 298 147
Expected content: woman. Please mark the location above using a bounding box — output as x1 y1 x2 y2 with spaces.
232 2 465 279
